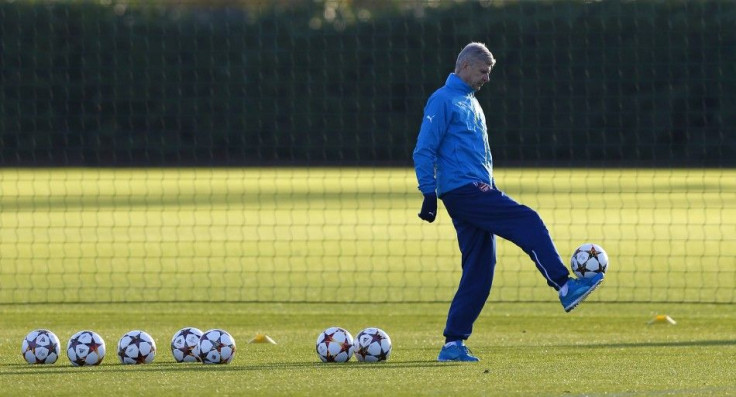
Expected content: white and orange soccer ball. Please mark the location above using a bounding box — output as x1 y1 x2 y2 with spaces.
171 327 203 363
353 327 392 362
21 329 61 364
198 329 236 364
571 243 609 279
315 327 354 363
67 330 106 366
117 330 156 365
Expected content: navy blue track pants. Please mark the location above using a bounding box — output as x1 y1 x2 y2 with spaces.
439 182 570 341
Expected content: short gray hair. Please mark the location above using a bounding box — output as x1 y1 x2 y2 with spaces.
455 42 495 72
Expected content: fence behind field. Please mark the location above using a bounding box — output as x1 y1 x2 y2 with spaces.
1 0 734 304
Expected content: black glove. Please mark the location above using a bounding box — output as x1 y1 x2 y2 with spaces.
418 192 438 223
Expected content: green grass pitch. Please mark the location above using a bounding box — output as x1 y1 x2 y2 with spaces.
0 167 735 395
2 302 736 395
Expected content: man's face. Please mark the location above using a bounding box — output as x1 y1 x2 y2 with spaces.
457 59 495 91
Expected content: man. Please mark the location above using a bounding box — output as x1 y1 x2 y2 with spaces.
412 42 604 362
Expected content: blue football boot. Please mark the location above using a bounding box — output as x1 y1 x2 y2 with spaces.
437 340 479 362
560 273 605 312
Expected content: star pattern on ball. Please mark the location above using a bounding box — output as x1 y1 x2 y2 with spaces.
204 333 225 354
571 244 608 279
179 328 196 340
210 334 224 350
324 349 339 362
321 332 335 345
369 332 385 344
172 330 195 355
321 332 340 361
30 333 57 363
133 351 151 364
375 349 389 361
588 246 601 260
24 336 44 363
128 332 146 348
177 343 194 356
575 262 590 276
338 340 352 355
69 335 90 366
119 332 155 364
316 328 353 362
26 336 39 353
68 335 84 353
87 335 103 356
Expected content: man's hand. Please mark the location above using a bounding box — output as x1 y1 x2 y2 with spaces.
418 193 438 223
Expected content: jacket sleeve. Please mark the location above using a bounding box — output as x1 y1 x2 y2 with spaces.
412 95 448 194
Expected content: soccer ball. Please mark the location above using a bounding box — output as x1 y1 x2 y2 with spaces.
117 330 156 365
21 329 61 364
315 327 354 363
198 329 236 364
353 327 392 362
570 243 609 278
67 330 106 366
171 327 203 363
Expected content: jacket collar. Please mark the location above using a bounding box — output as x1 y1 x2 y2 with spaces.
446 73 474 95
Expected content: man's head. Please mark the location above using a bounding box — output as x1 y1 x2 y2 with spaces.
454 42 496 91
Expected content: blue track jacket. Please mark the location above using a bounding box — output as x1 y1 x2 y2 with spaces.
413 73 493 196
